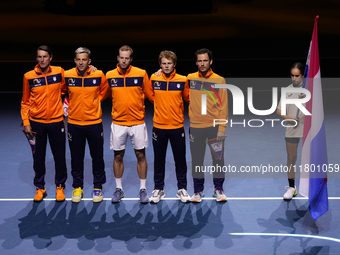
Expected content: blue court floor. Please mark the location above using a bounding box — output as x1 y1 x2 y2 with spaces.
0 92 340 255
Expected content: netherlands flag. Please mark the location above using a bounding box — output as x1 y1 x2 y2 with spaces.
299 16 328 220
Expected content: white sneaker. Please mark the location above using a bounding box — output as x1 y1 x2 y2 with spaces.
176 189 191 203
150 189 165 203
213 189 227 202
283 186 297 200
191 191 204 203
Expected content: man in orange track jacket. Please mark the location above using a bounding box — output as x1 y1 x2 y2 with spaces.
188 48 228 203
65 47 110 203
106 45 150 203
144 50 191 203
21 45 68 202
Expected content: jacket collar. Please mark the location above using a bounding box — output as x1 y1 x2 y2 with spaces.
198 68 213 78
76 66 91 76
34 64 51 75
117 64 132 75
162 69 176 80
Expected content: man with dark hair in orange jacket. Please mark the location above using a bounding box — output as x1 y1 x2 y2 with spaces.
188 48 228 203
106 45 150 203
65 47 110 203
145 50 191 203
21 45 68 202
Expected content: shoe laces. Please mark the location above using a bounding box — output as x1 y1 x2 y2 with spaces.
179 189 189 197
57 185 64 191
36 187 45 194
285 186 296 191
152 189 160 196
114 188 123 194
73 187 83 196
216 189 223 195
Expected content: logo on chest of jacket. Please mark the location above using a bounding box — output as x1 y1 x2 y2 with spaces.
68 78 75 86
134 79 138 84
53 76 57 82
110 79 118 87
33 79 41 86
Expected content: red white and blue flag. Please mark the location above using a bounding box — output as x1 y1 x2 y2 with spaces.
299 16 328 220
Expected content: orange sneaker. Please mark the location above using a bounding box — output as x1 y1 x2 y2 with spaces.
34 187 47 202
56 185 65 202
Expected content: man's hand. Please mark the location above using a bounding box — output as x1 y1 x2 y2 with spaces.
89 65 97 72
216 131 226 141
155 69 162 77
24 125 32 136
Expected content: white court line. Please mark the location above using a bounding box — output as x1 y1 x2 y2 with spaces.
230 233 340 243
0 197 340 201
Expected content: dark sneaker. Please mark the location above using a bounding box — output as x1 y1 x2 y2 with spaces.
111 188 124 203
139 188 149 204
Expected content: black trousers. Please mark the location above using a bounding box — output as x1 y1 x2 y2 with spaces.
68 122 106 189
152 126 187 190
30 120 67 189
189 126 225 193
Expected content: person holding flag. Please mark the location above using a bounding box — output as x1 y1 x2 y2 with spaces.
277 62 305 200
187 48 228 202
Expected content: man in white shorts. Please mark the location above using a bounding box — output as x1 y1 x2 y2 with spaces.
106 45 150 203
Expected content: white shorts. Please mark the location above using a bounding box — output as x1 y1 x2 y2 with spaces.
110 122 149 151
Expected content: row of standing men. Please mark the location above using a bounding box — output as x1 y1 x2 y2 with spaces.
21 44 230 204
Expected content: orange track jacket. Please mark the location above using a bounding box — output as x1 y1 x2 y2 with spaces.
186 69 228 132
106 64 150 126
146 70 189 129
64 67 110 126
21 65 66 126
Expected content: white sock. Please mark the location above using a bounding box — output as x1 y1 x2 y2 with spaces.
140 179 146 190
115 178 123 190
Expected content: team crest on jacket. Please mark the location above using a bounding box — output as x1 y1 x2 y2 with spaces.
53 76 57 82
134 79 138 84
177 84 180 88
68 78 75 86
110 79 117 86
33 79 41 86
93 79 96 84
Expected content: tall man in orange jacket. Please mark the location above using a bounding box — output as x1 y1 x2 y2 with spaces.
21 45 68 202
106 45 150 203
64 47 110 203
188 48 228 203
145 50 191 203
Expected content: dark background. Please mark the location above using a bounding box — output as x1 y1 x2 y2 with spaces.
1 0 339 93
